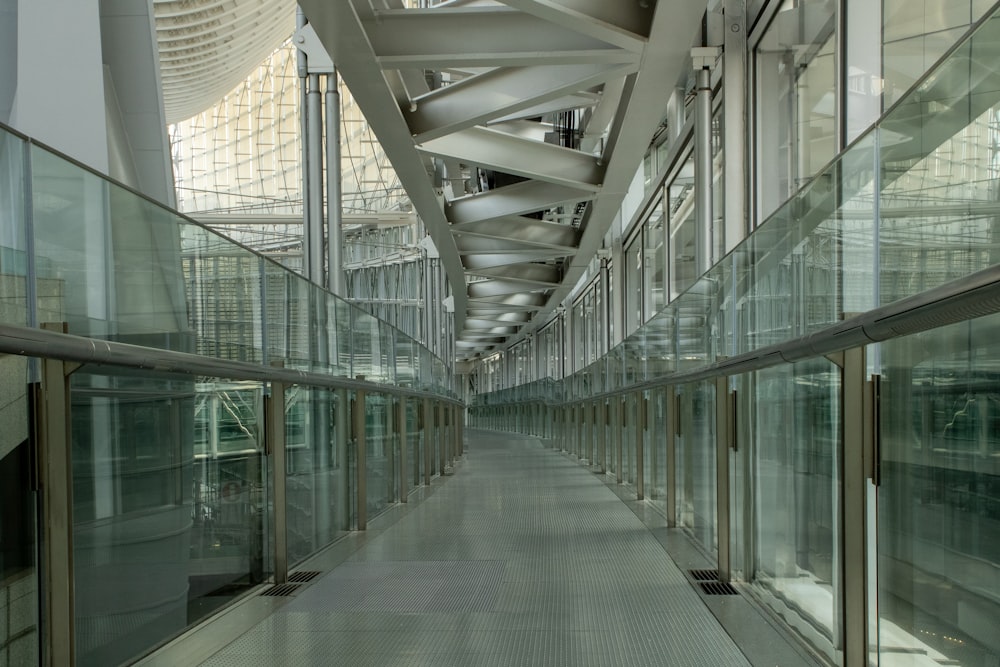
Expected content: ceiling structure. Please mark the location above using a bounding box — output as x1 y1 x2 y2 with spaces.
153 0 295 124
300 0 709 360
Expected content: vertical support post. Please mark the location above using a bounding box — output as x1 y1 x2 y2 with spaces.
598 400 607 473
458 404 465 456
37 333 74 667
437 403 446 476
723 0 748 251
843 347 869 666
354 383 367 530
615 398 623 484
695 63 715 277
306 73 324 284
636 392 645 500
665 387 678 527
266 367 287 583
326 69 344 295
296 7 309 277
423 398 433 484
715 375 731 581
398 397 408 502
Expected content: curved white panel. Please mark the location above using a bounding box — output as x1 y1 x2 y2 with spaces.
154 0 295 123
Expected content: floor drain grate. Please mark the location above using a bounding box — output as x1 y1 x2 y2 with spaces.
288 571 322 583
260 583 301 597
698 581 739 596
689 569 719 581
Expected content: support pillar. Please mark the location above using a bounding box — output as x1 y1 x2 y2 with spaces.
398 397 408 502
326 70 344 294
715 376 731 581
265 368 287 583
37 335 76 667
354 384 367 530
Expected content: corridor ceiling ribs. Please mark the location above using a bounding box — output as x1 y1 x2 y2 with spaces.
299 0 708 360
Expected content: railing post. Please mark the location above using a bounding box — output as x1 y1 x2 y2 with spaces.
398 397 408 502
715 375 731 582
265 363 287 583
636 392 646 500
423 397 432 486
354 379 367 530
37 322 76 667
842 347 871 666
665 387 678 527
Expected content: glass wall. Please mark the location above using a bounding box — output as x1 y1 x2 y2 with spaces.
72 369 259 667
755 0 838 222
286 386 349 566
677 381 716 553
750 359 841 664
0 132 36 665
877 313 1000 666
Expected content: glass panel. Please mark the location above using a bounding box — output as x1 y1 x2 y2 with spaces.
877 313 1000 666
669 154 697 298
73 370 268 666
882 1 991 108
649 388 668 513
878 17 1000 306
0 341 37 667
647 199 666 318
286 386 349 566
625 394 636 485
750 359 841 664
755 0 838 221
365 393 392 518
677 380 717 553
0 130 28 321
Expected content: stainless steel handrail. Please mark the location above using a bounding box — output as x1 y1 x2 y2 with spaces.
0 323 463 405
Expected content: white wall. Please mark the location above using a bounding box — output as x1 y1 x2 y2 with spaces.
10 0 108 171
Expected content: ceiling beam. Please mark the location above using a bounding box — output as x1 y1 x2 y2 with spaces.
406 63 633 143
447 180 593 225
363 7 636 68
417 127 604 192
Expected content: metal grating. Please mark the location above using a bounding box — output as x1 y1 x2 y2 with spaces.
288 571 323 583
260 583 301 597
689 569 718 581
698 581 739 596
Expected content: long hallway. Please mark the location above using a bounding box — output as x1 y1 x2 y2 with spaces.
150 431 800 666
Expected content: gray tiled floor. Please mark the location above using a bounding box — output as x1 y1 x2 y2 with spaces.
198 431 753 666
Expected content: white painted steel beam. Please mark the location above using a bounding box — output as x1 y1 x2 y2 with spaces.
417 127 604 191
455 228 578 257
298 0 470 332
447 180 593 225
406 63 633 143
497 0 652 51
453 217 580 251
469 279 550 298
463 252 569 269
363 8 637 68
467 263 561 286
490 92 601 124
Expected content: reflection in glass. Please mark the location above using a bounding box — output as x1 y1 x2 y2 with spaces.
677 381 717 553
750 359 841 664
878 314 1000 665
755 0 838 221
72 371 268 667
285 387 349 566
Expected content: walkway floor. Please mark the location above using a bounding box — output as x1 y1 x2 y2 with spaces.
149 431 794 666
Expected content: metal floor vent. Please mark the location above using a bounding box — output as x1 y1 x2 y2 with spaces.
288 571 322 583
689 569 719 582
698 581 739 596
260 583 301 597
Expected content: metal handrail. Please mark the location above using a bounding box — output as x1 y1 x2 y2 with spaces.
0 322 463 405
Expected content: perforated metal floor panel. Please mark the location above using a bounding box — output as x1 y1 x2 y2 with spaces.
198 432 752 666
